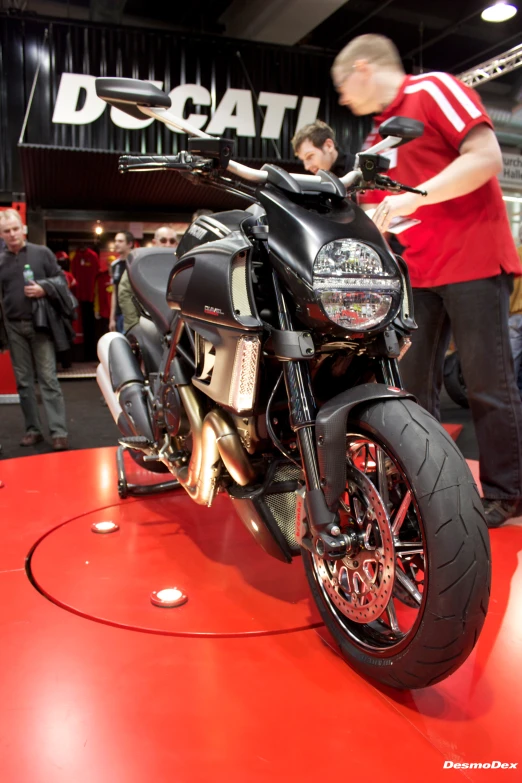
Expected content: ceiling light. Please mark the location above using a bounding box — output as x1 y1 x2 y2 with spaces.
481 2 518 22
94 221 104 235
91 520 120 533
503 195 522 202
150 588 188 608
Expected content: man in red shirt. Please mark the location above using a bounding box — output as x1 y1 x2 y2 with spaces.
332 34 522 528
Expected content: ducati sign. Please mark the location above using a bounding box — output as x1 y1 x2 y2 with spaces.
52 73 321 138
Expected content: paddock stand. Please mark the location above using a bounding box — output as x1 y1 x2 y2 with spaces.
116 446 180 499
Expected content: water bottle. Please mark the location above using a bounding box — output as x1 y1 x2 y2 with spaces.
23 264 35 285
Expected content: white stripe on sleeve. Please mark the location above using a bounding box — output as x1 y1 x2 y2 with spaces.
409 72 482 119
404 81 465 132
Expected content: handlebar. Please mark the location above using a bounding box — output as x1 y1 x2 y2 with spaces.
120 104 414 194
138 106 364 188
118 154 195 173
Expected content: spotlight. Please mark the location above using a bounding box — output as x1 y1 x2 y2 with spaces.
94 221 104 235
481 2 518 22
91 520 120 534
150 587 188 608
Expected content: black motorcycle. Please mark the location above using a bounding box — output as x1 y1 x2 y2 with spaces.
95 78 490 689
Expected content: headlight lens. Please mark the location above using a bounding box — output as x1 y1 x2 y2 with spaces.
313 240 401 331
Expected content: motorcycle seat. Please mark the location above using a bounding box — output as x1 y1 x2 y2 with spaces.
127 247 176 334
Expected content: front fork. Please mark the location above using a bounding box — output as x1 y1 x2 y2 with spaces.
272 273 349 559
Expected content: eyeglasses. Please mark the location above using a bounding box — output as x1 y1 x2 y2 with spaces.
159 237 177 245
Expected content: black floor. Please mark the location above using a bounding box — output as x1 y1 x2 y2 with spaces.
0 379 478 462
0 379 118 460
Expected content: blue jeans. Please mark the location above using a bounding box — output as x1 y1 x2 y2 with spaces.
6 320 68 438
400 274 522 501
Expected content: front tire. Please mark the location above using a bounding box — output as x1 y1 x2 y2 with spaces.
303 398 490 689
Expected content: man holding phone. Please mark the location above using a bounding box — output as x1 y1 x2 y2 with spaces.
0 209 69 450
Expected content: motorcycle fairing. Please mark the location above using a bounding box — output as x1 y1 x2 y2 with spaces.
257 185 401 335
168 232 262 331
176 209 253 257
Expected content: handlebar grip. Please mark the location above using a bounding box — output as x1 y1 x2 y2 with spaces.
118 154 193 172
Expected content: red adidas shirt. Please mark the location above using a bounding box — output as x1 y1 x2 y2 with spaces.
359 72 521 287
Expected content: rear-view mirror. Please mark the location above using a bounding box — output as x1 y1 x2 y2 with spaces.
379 116 424 143
95 78 171 120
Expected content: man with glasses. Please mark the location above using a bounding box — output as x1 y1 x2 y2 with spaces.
331 33 522 528
117 225 178 333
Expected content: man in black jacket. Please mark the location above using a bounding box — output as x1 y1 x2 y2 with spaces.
291 120 355 177
0 209 69 450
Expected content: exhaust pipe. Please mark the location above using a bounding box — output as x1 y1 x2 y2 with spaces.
176 385 256 506
96 363 123 424
97 332 154 442
97 333 255 501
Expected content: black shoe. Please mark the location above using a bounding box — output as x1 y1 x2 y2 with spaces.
482 498 521 529
19 432 44 447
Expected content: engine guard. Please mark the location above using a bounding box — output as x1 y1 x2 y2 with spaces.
315 383 416 511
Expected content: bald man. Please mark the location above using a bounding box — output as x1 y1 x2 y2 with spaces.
117 226 178 333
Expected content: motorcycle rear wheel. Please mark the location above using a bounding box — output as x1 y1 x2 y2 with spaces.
302 398 490 689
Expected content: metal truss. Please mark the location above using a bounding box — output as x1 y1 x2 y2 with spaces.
459 44 522 87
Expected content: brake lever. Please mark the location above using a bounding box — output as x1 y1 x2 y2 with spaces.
375 174 427 196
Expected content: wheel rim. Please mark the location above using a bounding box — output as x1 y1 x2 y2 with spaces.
311 434 427 653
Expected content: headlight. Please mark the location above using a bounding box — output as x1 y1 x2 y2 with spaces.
313 240 401 331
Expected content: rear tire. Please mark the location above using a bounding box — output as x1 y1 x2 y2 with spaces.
303 398 490 689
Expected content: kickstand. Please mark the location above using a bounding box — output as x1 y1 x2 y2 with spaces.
116 446 180 499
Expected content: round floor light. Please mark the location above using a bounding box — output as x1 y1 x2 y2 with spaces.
150 588 188 608
481 2 518 22
91 520 120 534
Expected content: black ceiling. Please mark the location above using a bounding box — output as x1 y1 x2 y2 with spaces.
16 0 522 73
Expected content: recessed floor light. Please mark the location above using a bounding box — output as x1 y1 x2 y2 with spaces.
150 588 188 608
91 520 120 534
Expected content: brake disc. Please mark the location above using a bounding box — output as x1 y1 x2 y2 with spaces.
315 463 395 624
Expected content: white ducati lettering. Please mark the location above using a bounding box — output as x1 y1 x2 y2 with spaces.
168 84 211 133
111 80 164 129
52 73 106 125
295 97 321 131
258 92 297 138
52 74 321 141
206 88 256 137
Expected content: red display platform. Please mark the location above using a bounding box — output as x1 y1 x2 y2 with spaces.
0 447 521 782
0 351 18 395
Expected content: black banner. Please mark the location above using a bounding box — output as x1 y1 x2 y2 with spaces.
0 15 368 199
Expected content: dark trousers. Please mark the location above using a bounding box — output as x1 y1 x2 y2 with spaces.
400 274 522 500
6 320 68 438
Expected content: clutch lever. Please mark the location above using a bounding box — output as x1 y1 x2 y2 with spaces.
375 174 427 196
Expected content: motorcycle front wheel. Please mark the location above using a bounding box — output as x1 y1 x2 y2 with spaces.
302 398 490 689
